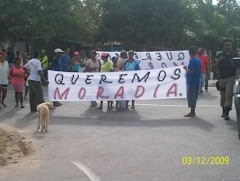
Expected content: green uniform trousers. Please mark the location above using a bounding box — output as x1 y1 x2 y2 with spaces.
219 76 235 109
28 80 44 112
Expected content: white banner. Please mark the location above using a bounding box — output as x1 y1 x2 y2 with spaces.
96 50 189 70
48 67 186 101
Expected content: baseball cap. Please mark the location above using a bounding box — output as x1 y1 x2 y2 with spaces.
54 48 64 53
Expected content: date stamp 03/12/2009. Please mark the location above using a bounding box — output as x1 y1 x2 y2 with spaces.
182 156 230 165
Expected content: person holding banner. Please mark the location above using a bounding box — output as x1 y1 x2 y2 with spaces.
98 53 113 110
124 50 140 109
70 51 81 72
118 50 128 71
112 56 119 71
112 56 126 111
49 48 64 107
24 51 48 112
85 50 101 107
50 48 63 71
59 48 71 72
184 46 201 117
79 50 87 72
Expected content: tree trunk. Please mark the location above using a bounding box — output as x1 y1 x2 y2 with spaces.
0 43 5 51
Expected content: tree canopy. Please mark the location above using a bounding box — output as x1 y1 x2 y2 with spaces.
0 0 239 52
101 0 240 51
0 0 100 48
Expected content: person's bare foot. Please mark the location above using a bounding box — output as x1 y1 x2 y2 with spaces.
184 113 196 117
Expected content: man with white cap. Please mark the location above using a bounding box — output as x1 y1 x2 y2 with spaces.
49 48 64 107
50 48 64 71
59 47 71 72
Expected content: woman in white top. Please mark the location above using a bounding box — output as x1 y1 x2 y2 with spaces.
85 50 101 107
0 52 9 110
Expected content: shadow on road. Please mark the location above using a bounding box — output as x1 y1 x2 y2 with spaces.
0 108 17 121
198 91 218 101
49 108 215 132
14 112 38 128
225 119 239 132
0 105 217 133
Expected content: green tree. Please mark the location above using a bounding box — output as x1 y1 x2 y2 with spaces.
0 0 102 50
216 0 240 49
101 0 188 50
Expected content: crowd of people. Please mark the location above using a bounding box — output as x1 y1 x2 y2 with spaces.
0 48 141 112
185 40 240 120
0 42 239 120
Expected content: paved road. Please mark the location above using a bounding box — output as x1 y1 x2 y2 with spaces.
0 86 240 181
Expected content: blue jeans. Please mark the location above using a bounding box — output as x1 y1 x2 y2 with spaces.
199 73 206 93
187 86 199 109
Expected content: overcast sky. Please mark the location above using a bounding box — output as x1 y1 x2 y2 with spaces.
212 0 217 5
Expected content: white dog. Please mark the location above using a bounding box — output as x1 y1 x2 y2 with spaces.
37 102 53 132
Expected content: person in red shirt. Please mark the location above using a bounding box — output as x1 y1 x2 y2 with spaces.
10 57 27 108
197 48 210 94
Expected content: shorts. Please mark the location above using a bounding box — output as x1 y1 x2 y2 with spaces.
13 84 24 92
0 84 7 88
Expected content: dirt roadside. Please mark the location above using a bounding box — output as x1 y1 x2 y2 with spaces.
0 123 34 166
